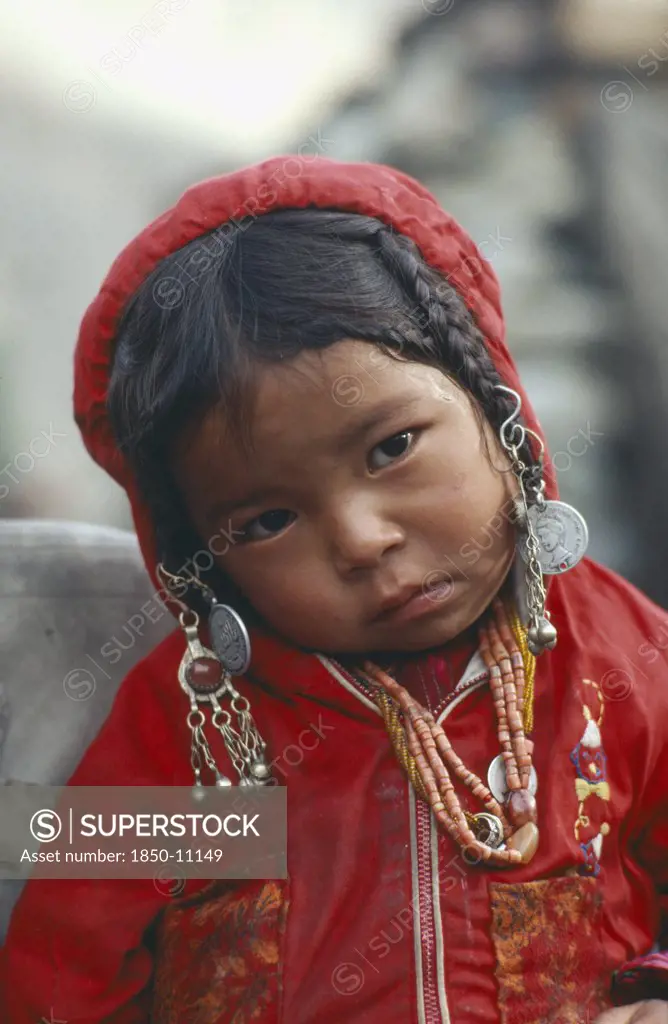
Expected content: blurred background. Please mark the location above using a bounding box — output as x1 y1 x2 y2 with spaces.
1 0 667 606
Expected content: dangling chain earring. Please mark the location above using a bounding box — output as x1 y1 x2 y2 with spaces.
495 385 589 656
157 565 272 791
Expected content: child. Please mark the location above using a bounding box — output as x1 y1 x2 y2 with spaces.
2 157 668 1024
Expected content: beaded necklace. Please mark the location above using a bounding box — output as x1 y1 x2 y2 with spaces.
360 596 539 866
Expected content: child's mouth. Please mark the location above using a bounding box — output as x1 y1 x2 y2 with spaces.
372 579 456 627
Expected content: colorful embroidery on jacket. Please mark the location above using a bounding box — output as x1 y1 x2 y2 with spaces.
489 875 612 1023
570 678 611 876
151 879 288 1024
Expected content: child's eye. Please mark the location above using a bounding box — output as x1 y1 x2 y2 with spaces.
368 430 417 471
242 509 296 542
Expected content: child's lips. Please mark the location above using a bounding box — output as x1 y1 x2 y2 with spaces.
371 578 457 626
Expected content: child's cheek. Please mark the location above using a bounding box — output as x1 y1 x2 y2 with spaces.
222 543 312 616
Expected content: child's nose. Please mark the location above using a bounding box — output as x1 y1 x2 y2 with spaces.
328 502 405 573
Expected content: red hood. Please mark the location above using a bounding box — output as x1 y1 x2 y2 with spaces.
73 156 555 595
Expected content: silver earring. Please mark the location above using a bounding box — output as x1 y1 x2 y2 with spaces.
207 601 252 676
158 564 252 674
157 565 270 790
496 385 589 654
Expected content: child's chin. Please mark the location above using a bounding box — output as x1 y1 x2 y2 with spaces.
373 607 473 653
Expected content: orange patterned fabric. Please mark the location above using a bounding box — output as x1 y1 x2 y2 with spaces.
151 880 288 1024
489 875 613 1024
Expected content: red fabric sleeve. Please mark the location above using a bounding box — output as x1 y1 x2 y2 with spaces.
612 796 668 1003
0 636 209 1024
612 655 668 1006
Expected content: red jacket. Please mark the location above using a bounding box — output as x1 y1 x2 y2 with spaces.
2 158 668 1024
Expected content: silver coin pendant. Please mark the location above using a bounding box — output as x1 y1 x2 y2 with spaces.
209 603 252 675
519 499 589 575
487 754 538 804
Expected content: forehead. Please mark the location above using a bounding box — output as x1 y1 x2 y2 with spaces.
180 339 458 482
240 339 447 447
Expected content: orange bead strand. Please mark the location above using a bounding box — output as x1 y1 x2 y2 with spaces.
364 598 538 867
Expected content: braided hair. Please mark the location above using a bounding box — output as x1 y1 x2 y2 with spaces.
108 208 537 615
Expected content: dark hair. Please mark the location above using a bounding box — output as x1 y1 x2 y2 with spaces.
107 208 536 614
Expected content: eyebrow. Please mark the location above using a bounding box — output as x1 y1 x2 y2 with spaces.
206 395 423 523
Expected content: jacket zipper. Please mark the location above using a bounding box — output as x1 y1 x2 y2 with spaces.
416 796 440 1022
324 657 489 1024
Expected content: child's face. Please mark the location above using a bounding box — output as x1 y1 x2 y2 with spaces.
173 340 518 654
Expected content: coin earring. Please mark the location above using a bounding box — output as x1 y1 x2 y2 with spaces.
159 564 252 674
157 564 270 789
207 596 252 676
496 385 589 655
